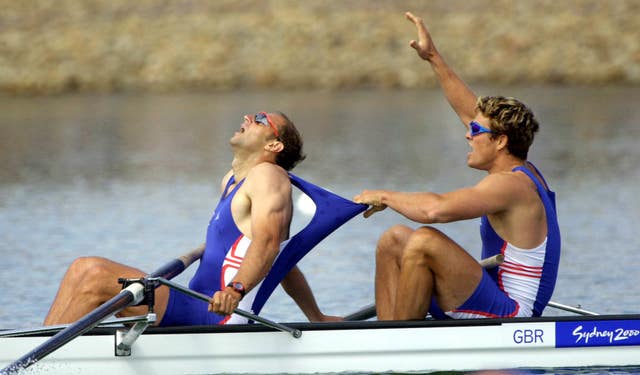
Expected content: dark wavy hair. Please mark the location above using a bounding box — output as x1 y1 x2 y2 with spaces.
274 112 306 171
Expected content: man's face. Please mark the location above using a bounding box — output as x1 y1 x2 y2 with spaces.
465 114 498 170
230 112 281 150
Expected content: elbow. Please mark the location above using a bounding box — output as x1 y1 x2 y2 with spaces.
420 206 450 224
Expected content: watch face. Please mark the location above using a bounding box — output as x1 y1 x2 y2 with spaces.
228 281 245 294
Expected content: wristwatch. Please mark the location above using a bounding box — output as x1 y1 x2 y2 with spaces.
226 281 246 299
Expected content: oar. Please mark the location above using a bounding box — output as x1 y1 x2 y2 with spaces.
153 277 302 338
344 254 598 321
344 304 376 321
0 315 153 338
1 248 203 375
345 300 598 321
547 301 598 316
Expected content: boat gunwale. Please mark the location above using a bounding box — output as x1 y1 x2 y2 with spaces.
3 313 639 337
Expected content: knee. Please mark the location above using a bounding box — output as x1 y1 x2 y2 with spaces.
376 225 413 260
402 226 446 263
67 256 115 292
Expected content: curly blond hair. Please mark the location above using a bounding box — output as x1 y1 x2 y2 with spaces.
476 96 539 160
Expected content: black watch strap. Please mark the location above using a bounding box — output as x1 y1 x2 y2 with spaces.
226 281 246 299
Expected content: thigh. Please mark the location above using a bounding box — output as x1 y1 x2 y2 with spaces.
98 259 170 325
410 227 483 312
445 270 519 319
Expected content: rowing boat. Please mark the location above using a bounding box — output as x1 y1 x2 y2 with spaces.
2 313 639 374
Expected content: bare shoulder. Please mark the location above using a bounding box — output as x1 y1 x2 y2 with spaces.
477 171 536 197
244 162 291 194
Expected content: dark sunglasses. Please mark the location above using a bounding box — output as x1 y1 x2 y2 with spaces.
469 120 494 137
255 112 279 137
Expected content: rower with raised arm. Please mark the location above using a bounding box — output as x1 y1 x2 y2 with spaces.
354 12 560 321
44 111 348 326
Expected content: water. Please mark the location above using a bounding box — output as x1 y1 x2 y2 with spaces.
0 87 639 340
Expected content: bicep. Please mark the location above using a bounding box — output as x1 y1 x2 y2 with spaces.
438 178 517 221
246 168 292 244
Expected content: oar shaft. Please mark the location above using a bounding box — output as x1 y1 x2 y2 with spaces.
0 315 154 338
155 277 302 338
547 301 598 316
344 304 376 321
2 283 142 374
1 254 192 374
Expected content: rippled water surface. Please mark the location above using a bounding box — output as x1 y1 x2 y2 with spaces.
1 87 639 332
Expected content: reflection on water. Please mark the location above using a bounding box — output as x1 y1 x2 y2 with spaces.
1 87 639 329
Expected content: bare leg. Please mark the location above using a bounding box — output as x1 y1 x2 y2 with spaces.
44 256 170 326
375 225 413 320
392 227 483 320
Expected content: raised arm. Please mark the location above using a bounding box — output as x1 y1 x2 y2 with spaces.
405 11 477 128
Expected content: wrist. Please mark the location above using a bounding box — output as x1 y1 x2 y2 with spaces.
226 281 246 300
380 191 390 206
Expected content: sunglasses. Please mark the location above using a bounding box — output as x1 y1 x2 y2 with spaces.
255 112 279 137
469 120 494 137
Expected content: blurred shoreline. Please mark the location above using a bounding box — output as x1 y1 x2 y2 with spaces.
1 0 639 94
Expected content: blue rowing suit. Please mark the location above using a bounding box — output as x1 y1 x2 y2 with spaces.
432 162 561 319
160 173 366 326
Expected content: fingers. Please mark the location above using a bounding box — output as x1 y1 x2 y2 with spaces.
363 204 387 218
354 190 387 218
208 291 240 315
405 11 433 61
405 11 426 33
405 11 419 23
363 207 376 218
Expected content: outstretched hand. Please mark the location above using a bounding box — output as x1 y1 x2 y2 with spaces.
405 11 438 61
354 190 388 218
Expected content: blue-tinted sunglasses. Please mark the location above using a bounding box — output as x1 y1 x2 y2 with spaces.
254 112 279 137
469 120 494 137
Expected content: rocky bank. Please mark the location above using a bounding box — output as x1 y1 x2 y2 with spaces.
1 0 638 94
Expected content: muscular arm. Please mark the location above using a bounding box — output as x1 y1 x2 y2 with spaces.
355 173 522 224
232 164 291 291
405 11 477 128
209 163 292 315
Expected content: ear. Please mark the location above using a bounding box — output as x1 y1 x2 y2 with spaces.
265 140 284 153
495 134 508 152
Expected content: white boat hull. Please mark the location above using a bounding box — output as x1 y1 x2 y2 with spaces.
2 315 640 374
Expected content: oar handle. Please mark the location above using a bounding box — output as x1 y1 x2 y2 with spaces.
178 245 205 268
154 277 302 338
479 254 504 268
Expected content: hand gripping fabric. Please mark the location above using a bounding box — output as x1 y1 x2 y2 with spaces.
250 173 367 316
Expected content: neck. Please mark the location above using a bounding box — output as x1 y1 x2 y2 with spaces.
230 148 274 180
487 154 526 174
